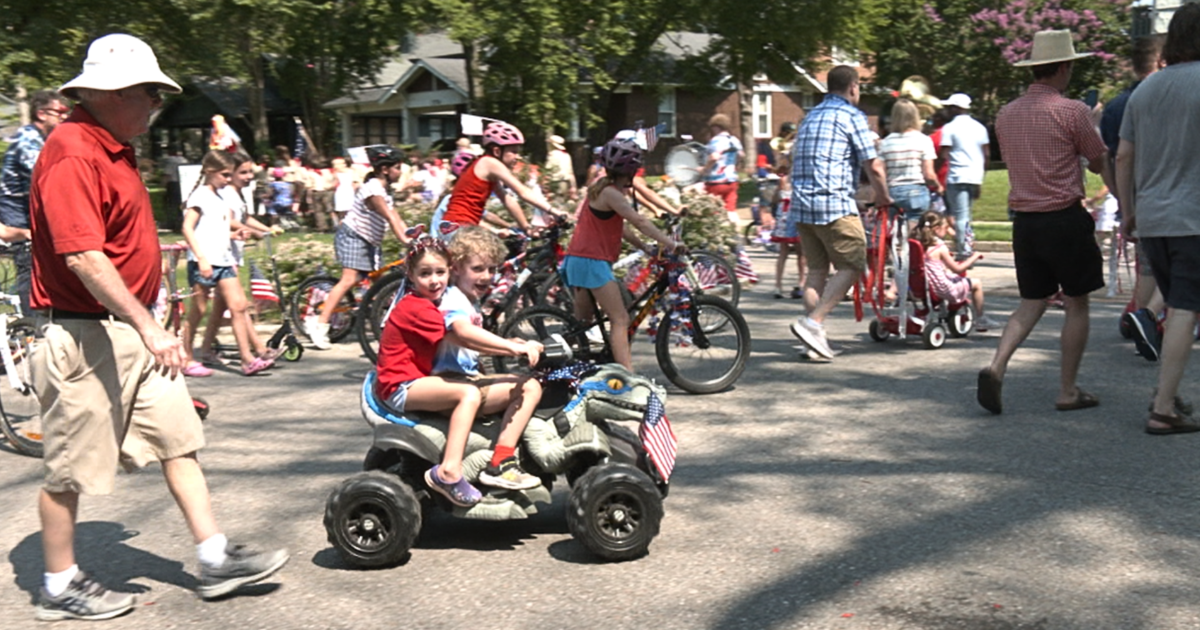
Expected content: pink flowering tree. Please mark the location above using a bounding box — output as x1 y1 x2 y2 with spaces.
870 0 1131 119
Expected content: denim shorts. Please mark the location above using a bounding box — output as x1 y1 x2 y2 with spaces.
560 255 615 289
187 262 238 289
889 184 931 219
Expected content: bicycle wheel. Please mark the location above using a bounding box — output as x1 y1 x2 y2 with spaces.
534 271 575 314
492 306 592 374
655 294 750 394
685 250 741 307
291 274 357 342
356 271 406 364
0 318 42 457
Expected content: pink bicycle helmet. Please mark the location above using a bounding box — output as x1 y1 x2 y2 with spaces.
482 121 525 147
601 138 643 176
450 150 476 177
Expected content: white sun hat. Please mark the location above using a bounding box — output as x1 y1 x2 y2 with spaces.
60 33 182 100
1013 30 1094 67
941 93 972 109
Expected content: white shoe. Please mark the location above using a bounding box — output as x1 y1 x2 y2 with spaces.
975 315 1002 332
585 325 604 344
309 320 332 350
789 317 834 359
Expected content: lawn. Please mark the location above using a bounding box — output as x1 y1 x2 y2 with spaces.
973 168 1106 222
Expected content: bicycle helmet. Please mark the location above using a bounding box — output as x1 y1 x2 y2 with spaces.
601 138 643 176
365 145 404 170
482 121 525 147
780 122 797 136
450 150 476 177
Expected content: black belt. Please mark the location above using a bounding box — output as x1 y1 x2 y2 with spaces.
46 306 151 320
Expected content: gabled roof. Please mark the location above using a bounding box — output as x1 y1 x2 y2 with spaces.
378 58 469 104
325 32 465 109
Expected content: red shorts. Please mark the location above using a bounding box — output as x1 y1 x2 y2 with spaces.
705 182 739 212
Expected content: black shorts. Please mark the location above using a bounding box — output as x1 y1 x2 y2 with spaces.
1012 203 1104 300
1141 235 1200 312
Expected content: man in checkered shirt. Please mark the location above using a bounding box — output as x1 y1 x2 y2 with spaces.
786 65 891 361
977 30 1114 415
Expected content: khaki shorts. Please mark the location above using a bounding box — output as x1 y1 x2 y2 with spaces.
34 318 205 495
798 214 867 273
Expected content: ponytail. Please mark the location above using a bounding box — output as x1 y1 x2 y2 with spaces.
183 150 240 211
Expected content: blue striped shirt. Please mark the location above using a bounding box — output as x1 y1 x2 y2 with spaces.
788 94 877 226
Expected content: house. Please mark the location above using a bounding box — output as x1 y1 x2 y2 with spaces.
325 32 883 175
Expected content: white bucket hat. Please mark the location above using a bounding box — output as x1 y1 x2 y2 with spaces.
941 93 972 109
60 34 182 99
1013 30 1093 67
548 134 566 150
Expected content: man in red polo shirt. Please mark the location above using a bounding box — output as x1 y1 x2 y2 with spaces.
28 34 288 621
977 30 1113 415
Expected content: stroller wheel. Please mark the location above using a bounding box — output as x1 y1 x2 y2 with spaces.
868 319 890 342
948 304 974 338
922 324 947 350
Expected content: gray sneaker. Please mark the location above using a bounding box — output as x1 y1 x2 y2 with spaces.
35 570 137 621
790 318 834 359
196 543 290 600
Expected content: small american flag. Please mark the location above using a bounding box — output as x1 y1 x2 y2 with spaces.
695 259 722 291
734 247 759 284
250 263 279 303
640 391 676 481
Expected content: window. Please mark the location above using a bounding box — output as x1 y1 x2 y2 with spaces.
753 92 771 138
657 89 676 138
351 116 404 146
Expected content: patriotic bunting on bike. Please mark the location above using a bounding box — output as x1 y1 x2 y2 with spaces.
640 391 676 481
250 263 279 303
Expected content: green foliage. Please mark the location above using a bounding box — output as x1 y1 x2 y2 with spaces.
269 234 336 299
675 192 739 253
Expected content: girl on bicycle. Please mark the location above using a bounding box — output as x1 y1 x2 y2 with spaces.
181 150 274 375
375 235 543 506
561 137 680 370
429 150 514 238
197 151 282 366
307 145 411 350
442 121 555 235
915 211 1000 331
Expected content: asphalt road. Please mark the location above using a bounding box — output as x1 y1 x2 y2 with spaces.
3 250 1198 630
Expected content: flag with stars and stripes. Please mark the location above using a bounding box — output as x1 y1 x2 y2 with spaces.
734 247 759 283
640 391 677 481
540 361 596 386
250 263 279 303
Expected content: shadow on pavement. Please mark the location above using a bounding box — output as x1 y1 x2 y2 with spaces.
7 521 194 604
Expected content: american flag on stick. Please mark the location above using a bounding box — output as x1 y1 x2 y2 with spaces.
640 391 677 481
734 248 759 284
250 263 279 303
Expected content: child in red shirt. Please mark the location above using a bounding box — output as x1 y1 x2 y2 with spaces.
375 236 544 507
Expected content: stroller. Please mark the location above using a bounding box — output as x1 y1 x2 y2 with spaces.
857 209 974 349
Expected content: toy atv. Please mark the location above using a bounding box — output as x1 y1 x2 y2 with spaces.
324 361 674 567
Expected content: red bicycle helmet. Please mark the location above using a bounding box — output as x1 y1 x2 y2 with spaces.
482 121 525 147
601 138 643 176
450 150 476 177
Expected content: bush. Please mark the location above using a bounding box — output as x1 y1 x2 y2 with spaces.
272 235 337 299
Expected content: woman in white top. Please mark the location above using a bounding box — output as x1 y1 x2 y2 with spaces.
181 151 275 375
877 99 942 222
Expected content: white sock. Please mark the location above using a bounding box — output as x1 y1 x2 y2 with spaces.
805 317 823 329
44 564 79 597
197 533 229 568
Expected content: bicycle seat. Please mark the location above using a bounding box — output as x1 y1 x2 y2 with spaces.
360 371 417 428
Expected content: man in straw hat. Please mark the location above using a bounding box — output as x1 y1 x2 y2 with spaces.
1116 3 1200 435
545 134 578 201
977 30 1114 415
27 34 288 621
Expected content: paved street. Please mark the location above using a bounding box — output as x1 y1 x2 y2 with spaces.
3 250 1199 629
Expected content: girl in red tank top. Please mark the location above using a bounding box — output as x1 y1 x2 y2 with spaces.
443 121 556 232
561 138 678 370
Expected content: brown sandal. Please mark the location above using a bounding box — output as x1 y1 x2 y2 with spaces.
1145 411 1200 435
1055 389 1099 411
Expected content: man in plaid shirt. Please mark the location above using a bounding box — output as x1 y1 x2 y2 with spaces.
786 65 891 361
977 30 1113 415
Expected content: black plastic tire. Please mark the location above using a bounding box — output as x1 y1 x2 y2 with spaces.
356 270 406 364
655 294 750 394
0 318 41 458
948 304 974 338
493 305 591 373
283 340 304 362
923 323 947 350
324 471 422 569
191 396 210 422
567 463 663 562
868 319 889 342
689 250 741 307
291 274 357 342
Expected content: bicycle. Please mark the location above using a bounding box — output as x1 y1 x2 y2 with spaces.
616 212 741 307
495 250 751 394
0 290 40 457
289 257 406 346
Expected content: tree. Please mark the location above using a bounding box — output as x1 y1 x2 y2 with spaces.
869 0 1130 120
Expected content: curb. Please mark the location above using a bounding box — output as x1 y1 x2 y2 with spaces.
975 241 1013 253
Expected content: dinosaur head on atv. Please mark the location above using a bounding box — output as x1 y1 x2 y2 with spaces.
561 363 665 426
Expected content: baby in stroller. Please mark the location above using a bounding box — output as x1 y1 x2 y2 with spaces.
915 211 999 331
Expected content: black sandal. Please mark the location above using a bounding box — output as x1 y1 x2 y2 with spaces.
1145 411 1200 435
